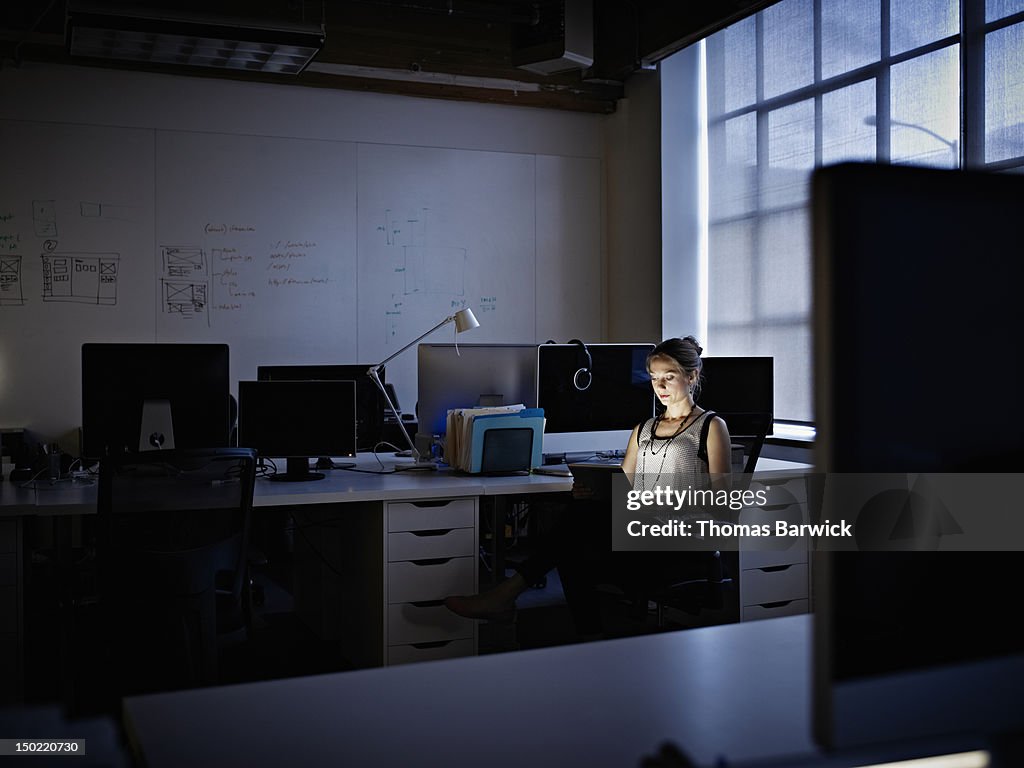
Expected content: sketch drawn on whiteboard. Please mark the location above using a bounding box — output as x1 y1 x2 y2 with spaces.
378 208 428 247
375 207 473 346
161 279 208 322
385 294 403 344
159 245 209 324
162 246 206 278
80 201 139 223
33 200 57 238
41 253 118 305
404 246 466 296
0 255 23 305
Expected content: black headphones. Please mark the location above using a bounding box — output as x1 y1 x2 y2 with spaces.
568 338 592 391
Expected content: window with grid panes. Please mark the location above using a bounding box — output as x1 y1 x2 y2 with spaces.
672 0 1024 424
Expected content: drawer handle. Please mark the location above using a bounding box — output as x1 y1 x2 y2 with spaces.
410 529 455 538
410 557 453 567
759 600 794 609
409 640 454 650
409 599 445 608
758 564 793 573
408 500 459 508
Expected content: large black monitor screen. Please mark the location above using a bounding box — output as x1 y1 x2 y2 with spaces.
237 380 356 482
82 343 230 459
816 163 1023 472
696 357 774 437
257 364 384 452
812 163 1024 752
537 343 654 433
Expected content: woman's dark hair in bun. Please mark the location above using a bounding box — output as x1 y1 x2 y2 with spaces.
647 336 704 397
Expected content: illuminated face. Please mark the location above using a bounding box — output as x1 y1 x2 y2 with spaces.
648 356 696 407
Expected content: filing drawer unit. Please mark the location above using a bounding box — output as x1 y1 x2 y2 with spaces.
0 517 22 705
738 474 811 622
384 499 477 666
291 497 478 669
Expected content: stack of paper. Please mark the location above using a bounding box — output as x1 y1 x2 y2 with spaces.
445 405 545 473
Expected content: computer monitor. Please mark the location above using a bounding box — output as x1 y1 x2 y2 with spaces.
415 344 538 456
237 379 356 482
696 356 774 437
537 342 655 458
256 364 384 452
81 343 230 459
812 163 1024 752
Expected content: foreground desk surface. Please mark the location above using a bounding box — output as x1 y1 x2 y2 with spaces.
124 614 817 768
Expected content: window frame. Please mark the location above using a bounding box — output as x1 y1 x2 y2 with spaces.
700 0 1024 427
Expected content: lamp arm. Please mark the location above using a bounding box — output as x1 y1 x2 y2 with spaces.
369 315 454 373
367 366 421 462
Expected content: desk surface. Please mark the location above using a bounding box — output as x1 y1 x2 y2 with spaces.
123 614 817 768
1 455 811 516
0 453 576 516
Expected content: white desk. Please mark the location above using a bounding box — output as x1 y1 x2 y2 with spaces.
249 457 571 667
2 456 812 692
0 455 574 682
0 455 808 514
123 614 818 768
0 454 575 515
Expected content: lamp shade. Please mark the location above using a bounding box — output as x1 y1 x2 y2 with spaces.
453 307 480 333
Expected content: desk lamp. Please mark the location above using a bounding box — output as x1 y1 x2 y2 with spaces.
367 307 480 469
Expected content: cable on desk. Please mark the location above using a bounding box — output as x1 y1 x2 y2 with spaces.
18 467 97 489
255 457 278 479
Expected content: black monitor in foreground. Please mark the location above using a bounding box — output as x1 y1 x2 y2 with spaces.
812 163 1024 754
237 380 356 482
82 343 230 459
257 364 384 452
696 356 774 437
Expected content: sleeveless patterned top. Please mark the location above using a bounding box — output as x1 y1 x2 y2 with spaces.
633 410 713 493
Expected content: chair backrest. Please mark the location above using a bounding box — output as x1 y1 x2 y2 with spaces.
718 412 772 475
96 448 257 693
97 447 257 603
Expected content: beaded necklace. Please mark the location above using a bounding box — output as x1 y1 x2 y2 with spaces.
639 409 701 487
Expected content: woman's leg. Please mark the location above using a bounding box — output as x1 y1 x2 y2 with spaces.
444 504 572 620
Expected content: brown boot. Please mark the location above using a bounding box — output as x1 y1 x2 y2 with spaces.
444 573 526 623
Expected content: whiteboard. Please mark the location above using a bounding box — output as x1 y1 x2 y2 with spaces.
356 143 537 405
0 119 156 445
0 120 601 445
154 131 359 385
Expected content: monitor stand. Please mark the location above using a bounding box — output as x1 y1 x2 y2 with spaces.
316 456 355 470
269 456 325 482
139 398 175 451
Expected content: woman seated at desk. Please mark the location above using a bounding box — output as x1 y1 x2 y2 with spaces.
444 336 732 636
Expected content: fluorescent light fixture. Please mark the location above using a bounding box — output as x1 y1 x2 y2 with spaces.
66 2 324 75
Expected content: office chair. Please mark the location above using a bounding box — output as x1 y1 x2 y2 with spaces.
720 412 773 476
645 550 738 629
95 447 257 695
